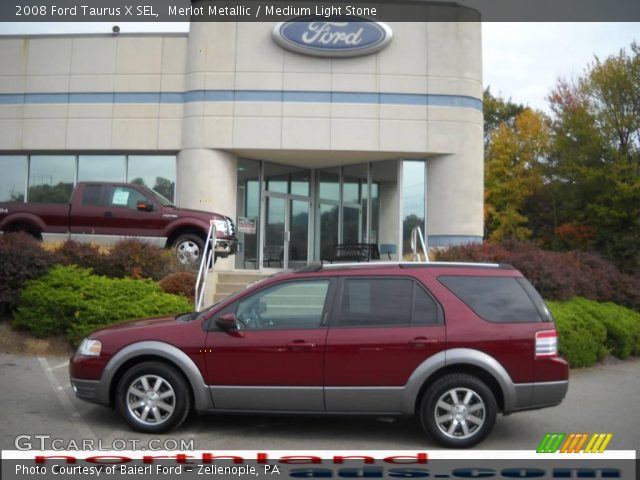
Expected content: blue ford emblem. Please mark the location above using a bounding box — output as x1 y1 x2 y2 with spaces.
272 18 393 57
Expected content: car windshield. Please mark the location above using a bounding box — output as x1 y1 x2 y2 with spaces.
143 186 174 207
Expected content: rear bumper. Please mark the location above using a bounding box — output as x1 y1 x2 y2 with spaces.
511 380 569 412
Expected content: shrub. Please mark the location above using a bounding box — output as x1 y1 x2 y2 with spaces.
13 265 192 345
98 239 175 281
434 241 640 310
159 271 197 301
55 240 106 272
0 232 59 314
568 298 640 359
547 299 607 368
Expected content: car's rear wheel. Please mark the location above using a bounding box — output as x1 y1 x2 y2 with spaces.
116 362 191 433
420 373 497 448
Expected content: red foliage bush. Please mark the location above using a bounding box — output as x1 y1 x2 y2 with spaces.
159 271 196 301
55 240 105 272
433 241 640 310
99 239 174 281
0 232 59 314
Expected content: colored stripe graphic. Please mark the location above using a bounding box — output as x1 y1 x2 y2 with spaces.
560 433 589 453
537 433 566 453
537 432 613 453
584 433 613 453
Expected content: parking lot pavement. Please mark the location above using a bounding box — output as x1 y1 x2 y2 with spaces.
1 352 638 453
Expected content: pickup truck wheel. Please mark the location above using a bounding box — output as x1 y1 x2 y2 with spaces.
172 234 204 266
116 362 191 433
420 374 497 448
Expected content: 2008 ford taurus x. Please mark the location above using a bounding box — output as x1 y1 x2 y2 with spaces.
70 261 568 448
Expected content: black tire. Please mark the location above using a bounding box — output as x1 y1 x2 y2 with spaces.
172 234 204 267
116 361 191 433
420 373 497 448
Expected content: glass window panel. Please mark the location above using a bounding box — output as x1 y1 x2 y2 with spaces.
439 276 543 323
81 185 104 206
236 280 329 330
342 163 368 244
413 284 440 324
290 170 310 197
339 278 413 326
371 160 399 259
108 186 149 210
236 159 261 270
127 155 176 202
342 164 367 204
319 203 339 260
78 155 125 182
28 155 75 204
264 163 289 194
0 156 27 202
342 206 360 244
402 160 426 257
318 168 340 202
289 199 309 269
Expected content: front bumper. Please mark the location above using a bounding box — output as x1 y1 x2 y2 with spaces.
214 238 238 256
70 377 106 406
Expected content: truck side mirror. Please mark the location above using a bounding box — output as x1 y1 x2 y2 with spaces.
136 201 154 212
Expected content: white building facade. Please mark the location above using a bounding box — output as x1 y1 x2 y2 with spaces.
0 10 483 271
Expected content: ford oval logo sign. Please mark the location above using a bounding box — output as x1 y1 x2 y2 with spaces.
272 18 393 57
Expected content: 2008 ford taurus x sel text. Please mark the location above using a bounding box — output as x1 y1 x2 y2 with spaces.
69 262 568 448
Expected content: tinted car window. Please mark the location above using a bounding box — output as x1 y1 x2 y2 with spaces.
81 185 103 206
413 283 440 324
339 278 437 327
235 280 330 330
439 275 542 323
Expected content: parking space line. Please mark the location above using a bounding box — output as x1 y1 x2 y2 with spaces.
48 361 69 371
37 357 97 440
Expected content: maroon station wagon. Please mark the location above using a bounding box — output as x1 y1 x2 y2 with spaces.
69 261 569 448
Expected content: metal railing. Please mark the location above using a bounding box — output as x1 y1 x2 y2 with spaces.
195 223 216 312
410 226 430 263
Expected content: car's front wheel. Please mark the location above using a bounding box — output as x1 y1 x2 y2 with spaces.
420 373 497 448
172 234 204 267
116 362 191 433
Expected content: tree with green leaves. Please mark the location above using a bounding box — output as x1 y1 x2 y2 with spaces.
547 42 640 271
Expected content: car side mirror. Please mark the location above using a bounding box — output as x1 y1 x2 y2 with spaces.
137 201 154 212
215 313 244 337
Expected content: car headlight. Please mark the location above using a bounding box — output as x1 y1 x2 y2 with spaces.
213 219 228 235
77 338 102 357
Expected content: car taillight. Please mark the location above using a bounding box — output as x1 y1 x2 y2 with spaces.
535 330 558 358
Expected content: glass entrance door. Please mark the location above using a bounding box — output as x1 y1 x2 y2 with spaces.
264 195 286 268
288 199 309 270
263 193 310 270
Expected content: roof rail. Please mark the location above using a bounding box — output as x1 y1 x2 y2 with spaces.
294 261 512 273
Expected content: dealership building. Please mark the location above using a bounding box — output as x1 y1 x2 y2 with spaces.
0 6 483 271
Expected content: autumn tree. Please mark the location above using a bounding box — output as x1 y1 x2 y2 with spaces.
485 108 551 242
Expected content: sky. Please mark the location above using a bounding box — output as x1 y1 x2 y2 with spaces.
482 22 640 111
1 21 638 112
